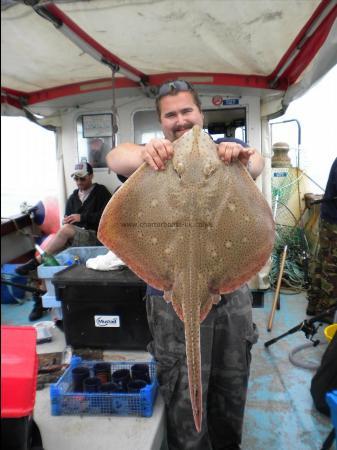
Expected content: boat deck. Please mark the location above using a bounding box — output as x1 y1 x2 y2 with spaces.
1 290 334 450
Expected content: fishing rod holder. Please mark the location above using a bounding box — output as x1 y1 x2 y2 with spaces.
264 304 337 348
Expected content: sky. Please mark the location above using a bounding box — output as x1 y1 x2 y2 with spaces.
270 64 337 192
1 64 336 217
1 117 57 217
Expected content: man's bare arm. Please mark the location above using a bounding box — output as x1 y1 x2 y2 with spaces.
107 139 264 180
106 143 144 177
248 150 265 180
217 142 265 180
106 139 174 176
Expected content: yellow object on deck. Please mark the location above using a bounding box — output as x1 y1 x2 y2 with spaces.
324 324 337 342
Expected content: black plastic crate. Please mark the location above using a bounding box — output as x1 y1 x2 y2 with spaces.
1 416 31 450
53 265 151 350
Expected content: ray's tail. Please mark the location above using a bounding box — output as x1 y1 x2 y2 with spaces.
182 301 203 432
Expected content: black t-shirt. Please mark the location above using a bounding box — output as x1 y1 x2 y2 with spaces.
117 174 128 183
215 137 248 147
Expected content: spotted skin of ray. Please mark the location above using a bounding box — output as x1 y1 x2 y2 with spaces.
98 125 275 432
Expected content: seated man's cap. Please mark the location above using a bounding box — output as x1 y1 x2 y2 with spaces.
71 162 93 178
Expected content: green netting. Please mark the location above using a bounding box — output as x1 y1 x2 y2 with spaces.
270 169 309 289
271 168 303 209
270 224 309 289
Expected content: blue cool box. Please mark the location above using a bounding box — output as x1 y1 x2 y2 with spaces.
1 264 27 304
50 357 158 417
326 390 337 448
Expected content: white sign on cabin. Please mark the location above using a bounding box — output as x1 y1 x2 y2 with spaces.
82 114 113 138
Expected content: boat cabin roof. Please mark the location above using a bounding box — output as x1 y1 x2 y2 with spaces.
1 0 336 121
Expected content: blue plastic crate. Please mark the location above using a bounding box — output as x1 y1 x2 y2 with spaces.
326 390 337 443
50 356 158 417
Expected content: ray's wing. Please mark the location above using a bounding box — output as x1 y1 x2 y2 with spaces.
99 131 274 298
98 162 185 290
201 161 275 294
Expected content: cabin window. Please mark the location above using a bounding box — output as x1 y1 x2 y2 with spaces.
133 108 247 144
133 110 164 143
203 108 247 143
76 114 115 169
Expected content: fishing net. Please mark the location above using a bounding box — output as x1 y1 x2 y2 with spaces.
270 168 310 289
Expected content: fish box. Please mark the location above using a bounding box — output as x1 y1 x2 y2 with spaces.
52 264 150 350
50 356 158 417
1 326 38 450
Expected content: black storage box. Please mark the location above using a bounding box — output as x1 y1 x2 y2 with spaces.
52 265 151 350
2 416 33 450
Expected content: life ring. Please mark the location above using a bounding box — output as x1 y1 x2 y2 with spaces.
33 196 60 235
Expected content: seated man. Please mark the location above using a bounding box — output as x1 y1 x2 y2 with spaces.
16 162 112 319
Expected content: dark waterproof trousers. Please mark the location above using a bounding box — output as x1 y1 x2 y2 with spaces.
146 284 258 450
307 219 337 313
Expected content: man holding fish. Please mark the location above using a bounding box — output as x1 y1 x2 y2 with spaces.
104 80 269 450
